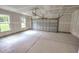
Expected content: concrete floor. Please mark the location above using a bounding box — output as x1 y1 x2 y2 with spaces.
0 30 79 53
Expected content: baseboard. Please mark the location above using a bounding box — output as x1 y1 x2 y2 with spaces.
71 32 79 39
58 31 71 34
0 28 31 38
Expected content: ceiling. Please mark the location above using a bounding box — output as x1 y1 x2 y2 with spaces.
0 5 79 18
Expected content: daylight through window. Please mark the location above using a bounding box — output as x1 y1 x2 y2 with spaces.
0 14 10 32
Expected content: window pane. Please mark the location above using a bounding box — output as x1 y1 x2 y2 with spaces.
0 23 10 32
21 17 26 28
0 15 9 23
21 23 26 28
0 14 10 32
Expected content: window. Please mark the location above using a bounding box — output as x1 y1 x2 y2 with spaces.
21 17 26 28
0 14 10 32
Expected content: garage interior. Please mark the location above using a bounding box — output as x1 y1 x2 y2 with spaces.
0 5 79 53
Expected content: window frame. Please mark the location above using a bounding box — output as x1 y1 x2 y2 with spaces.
0 14 11 32
21 16 26 28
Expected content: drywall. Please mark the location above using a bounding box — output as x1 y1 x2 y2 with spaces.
0 9 31 37
71 10 79 38
59 13 72 32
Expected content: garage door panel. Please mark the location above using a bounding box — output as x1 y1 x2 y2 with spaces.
32 19 58 32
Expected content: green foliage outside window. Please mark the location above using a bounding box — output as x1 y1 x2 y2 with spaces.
0 15 10 32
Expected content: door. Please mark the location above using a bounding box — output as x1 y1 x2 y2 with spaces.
32 18 58 32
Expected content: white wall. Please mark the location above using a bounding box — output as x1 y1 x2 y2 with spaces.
70 10 79 38
0 9 31 37
59 13 72 32
0 8 75 37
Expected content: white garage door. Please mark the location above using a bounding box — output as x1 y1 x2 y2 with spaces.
32 19 58 32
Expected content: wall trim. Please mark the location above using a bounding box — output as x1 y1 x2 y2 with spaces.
0 28 31 38
58 31 71 34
